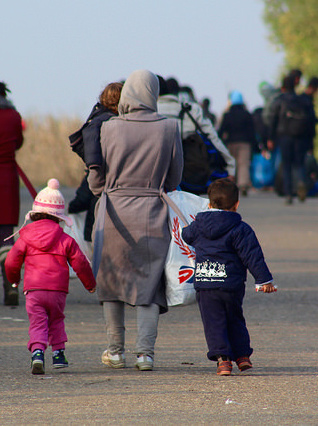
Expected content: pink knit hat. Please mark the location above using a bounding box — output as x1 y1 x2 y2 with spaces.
26 178 73 227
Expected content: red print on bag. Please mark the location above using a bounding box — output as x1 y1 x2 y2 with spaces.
178 266 195 284
172 217 195 259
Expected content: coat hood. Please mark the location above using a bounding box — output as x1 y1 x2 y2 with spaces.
19 219 64 252
258 81 277 101
195 210 242 239
118 70 159 115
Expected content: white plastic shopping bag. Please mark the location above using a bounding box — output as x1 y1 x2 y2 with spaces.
63 212 93 278
165 191 209 306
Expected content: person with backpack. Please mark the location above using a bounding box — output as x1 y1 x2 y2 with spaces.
298 77 318 153
267 75 310 204
68 82 123 245
157 76 235 194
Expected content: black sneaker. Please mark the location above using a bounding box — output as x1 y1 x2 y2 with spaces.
31 349 45 375
52 350 68 369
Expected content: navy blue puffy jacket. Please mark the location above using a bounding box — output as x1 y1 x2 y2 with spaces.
182 210 272 291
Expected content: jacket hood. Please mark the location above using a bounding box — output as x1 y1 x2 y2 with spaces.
19 219 64 251
196 210 242 239
118 70 159 115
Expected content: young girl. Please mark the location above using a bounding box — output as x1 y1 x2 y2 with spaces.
5 178 96 374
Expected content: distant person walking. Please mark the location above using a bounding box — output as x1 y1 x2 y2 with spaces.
298 77 318 154
201 97 217 127
0 82 24 306
218 91 256 196
267 76 309 204
88 70 183 371
157 76 235 194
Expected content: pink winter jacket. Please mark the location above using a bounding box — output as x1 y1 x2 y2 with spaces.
5 219 96 293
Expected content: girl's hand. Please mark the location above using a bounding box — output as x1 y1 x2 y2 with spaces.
89 288 96 293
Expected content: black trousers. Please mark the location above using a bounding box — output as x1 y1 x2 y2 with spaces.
196 287 253 362
279 135 306 197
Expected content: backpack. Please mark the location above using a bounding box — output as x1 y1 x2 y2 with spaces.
69 103 113 166
280 95 309 138
179 104 228 194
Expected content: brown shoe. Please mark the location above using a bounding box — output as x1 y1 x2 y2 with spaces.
217 360 232 376
236 356 252 372
297 182 307 202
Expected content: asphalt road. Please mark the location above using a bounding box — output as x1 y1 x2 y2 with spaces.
1 188 317 425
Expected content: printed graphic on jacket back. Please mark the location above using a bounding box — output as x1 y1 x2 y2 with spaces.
195 260 227 282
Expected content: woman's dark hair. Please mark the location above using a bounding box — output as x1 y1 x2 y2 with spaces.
99 82 123 114
166 77 179 95
281 75 295 92
308 76 318 89
157 75 169 96
30 212 60 223
207 178 239 210
0 82 10 97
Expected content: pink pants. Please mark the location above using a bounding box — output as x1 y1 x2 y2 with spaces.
25 290 68 353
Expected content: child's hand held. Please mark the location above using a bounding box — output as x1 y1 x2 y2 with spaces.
256 283 277 293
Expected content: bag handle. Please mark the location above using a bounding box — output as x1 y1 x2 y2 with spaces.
179 103 209 137
162 192 189 226
16 162 37 200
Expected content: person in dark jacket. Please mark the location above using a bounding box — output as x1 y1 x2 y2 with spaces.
68 82 123 243
201 97 217 127
267 76 308 204
182 178 275 376
0 82 24 306
218 91 256 196
68 170 97 242
69 82 123 167
298 76 318 153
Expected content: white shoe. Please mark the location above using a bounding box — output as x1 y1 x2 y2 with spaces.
101 350 126 369
135 355 153 371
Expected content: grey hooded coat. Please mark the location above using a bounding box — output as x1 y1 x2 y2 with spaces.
88 70 183 311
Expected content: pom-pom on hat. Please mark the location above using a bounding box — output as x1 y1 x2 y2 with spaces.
26 178 73 227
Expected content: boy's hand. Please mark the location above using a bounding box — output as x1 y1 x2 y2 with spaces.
89 288 96 293
262 283 276 293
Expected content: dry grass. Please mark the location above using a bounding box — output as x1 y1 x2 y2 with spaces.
16 115 85 187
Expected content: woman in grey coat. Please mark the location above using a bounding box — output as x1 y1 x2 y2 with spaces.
88 70 183 370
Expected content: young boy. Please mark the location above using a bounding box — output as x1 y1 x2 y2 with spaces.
5 179 96 375
182 178 275 376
